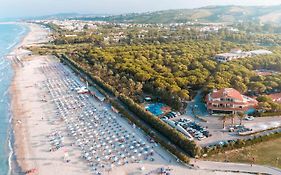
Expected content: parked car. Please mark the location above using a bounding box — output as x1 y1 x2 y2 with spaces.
244 116 254 121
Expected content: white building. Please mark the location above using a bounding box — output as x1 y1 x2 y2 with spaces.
214 49 272 62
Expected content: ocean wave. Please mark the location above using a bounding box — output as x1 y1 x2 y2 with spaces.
8 102 13 175
8 136 13 175
2 89 9 98
0 23 27 175
6 41 18 50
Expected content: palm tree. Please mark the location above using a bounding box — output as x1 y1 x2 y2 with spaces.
220 115 229 129
230 113 236 126
237 112 245 125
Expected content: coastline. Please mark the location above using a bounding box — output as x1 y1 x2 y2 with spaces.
9 23 95 175
9 22 50 174
7 22 278 175
0 22 31 175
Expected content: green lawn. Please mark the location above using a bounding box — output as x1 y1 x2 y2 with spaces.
205 137 281 169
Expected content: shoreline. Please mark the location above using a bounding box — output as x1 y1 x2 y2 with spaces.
10 22 32 175
1 22 31 175
9 22 50 174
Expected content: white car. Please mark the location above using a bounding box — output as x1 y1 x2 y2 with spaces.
245 116 254 121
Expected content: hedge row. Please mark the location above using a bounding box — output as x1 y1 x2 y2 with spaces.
60 54 201 158
203 131 281 156
254 111 281 117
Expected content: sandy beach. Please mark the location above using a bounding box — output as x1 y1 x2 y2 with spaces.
11 24 93 174
9 23 254 175
10 23 50 173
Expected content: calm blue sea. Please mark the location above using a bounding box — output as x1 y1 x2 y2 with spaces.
0 23 28 175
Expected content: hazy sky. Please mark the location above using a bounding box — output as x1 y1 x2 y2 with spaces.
1 0 281 18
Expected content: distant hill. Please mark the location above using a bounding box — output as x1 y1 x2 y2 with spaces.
76 5 281 24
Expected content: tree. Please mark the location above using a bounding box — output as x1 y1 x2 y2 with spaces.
256 95 272 102
248 82 266 94
135 82 143 94
135 72 151 82
230 113 236 125
237 112 245 125
178 89 190 101
220 115 230 129
258 102 272 112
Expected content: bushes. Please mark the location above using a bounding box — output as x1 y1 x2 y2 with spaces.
254 111 281 117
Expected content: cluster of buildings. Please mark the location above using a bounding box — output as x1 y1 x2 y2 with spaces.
38 20 100 32
214 49 272 62
38 19 239 34
206 88 258 114
199 26 238 33
103 32 127 43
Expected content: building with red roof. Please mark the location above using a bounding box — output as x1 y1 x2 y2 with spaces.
206 88 258 114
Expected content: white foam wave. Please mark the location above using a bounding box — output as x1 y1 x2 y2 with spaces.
8 132 13 175
6 41 17 50
7 101 13 175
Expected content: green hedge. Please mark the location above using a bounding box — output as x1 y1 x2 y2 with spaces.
254 111 281 117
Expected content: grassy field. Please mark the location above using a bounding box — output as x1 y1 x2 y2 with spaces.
205 137 281 169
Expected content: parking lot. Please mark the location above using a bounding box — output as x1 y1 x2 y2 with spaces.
186 114 281 147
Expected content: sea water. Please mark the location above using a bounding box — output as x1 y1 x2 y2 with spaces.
0 23 28 175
